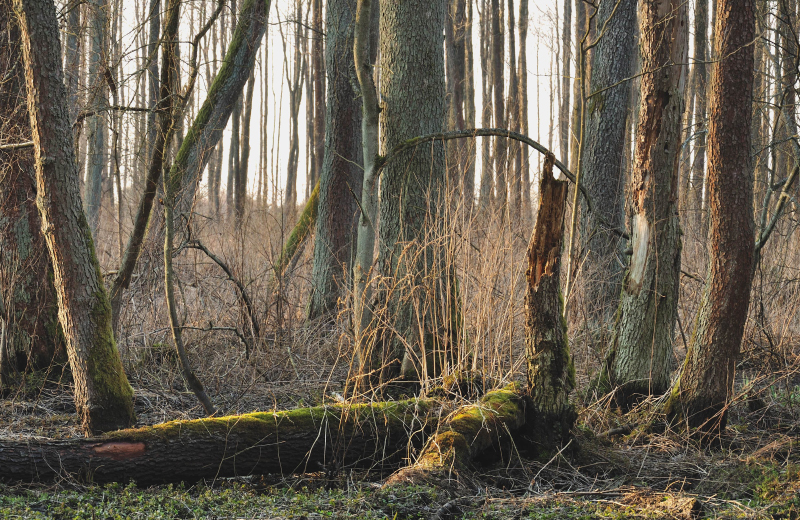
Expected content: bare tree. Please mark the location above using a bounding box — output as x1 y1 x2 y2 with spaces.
308 0 365 320
16 0 135 433
666 0 756 433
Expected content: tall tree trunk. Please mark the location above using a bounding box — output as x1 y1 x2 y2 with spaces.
665 0 755 433
0 0 64 385
352 0 379 377
463 0 476 207
690 0 709 230
15 0 135 433
84 0 109 239
478 0 493 210
308 0 364 320
235 70 255 229
599 0 688 408
376 0 450 380
311 0 325 190
508 0 522 217
559 0 572 166
445 0 466 196
525 154 576 447
491 0 506 209
517 0 529 215
578 0 638 339
64 0 81 145
108 0 183 333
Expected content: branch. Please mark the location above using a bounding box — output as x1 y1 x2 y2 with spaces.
183 240 261 357
0 141 34 151
376 128 630 240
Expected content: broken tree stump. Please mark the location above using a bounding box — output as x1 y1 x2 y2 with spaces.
525 153 576 449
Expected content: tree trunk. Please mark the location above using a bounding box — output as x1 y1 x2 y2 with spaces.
689 0 709 230
491 0 506 209
508 0 522 217
84 0 109 239
463 0 476 207
168 0 273 221
478 0 493 211
517 0 530 215
307 0 364 320
578 0 638 336
600 0 688 409
0 399 436 485
376 0 451 381
235 70 255 229
352 0 380 379
385 386 526 487
15 0 135 433
525 154 575 447
559 0 572 167
0 0 64 385
311 0 325 189
665 0 755 433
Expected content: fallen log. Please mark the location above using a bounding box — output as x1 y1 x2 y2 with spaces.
385 385 526 489
0 398 435 485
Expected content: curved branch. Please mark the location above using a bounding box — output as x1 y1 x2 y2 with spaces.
375 128 630 240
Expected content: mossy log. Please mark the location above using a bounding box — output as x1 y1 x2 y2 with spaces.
384 385 526 489
0 398 434 485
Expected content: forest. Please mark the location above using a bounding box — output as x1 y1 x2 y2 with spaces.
0 0 798 517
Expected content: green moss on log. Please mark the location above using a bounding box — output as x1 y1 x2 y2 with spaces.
384 385 526 488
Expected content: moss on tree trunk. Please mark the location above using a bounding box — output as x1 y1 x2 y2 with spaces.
0 399 436 484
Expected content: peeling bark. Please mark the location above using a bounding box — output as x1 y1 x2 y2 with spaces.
601 0 688 408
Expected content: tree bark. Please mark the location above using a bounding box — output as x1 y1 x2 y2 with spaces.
525 154 575 447
376 0 452 380
600 0 688 408
0 0 64 384
84 0 109 239
15 0 135 433
491 0 506 209
665 0 755 433
235 70 255 229
307 0 364 320
0 399 436 485
579 0 638 334
559 0 572 168
689 0 709 230
352 0 380 379
478 0 493 211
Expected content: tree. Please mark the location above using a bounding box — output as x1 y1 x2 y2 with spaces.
84 0 110 238
374 0 452 380
307 0 365 320
525 154 576 447
666 0 755 432
598 0 688 408
0 0 64 384
579 0 638 335
15 0 135 433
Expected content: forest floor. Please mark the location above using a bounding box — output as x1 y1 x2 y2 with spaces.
1 373 799 519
